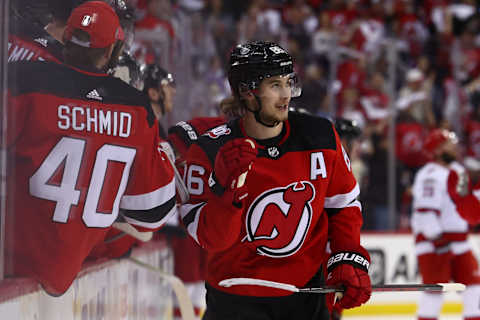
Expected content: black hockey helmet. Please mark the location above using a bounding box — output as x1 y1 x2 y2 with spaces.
335 118 362 140
112 52 145 90
144 64 175 91
228 41 301 98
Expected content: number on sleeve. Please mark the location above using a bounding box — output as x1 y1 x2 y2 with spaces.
186 164 205 195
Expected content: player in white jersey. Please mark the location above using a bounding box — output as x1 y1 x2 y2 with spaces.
411 129 480 320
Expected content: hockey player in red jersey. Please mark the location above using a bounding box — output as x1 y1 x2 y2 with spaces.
6 1 176 296
166 117 226 319
9 0 135 65
411 129 480 320
179 41 371 319
143 63 178 138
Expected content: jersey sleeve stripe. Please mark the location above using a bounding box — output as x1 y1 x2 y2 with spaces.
414 208 441 216
324 183 360 208
346 199 362 211
122 196 176 229
179 202 206 245
120 178 175 210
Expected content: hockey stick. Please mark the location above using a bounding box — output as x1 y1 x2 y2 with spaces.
128 257 195 320
159 141 190 204
112 222 153 242
219 278 466 294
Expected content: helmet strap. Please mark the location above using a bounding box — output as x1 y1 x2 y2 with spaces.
243 94 280 128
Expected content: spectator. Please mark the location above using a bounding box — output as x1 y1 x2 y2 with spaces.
135 0 177 67
396 68 436 127
360 71 390 123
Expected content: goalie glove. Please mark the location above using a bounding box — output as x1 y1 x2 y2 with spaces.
209 138 257 207
326 247 372 310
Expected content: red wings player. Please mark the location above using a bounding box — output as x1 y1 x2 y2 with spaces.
179 41 371 319
411 129 480 320
6 1 176 296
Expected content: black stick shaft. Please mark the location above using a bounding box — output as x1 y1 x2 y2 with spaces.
299 284 443 294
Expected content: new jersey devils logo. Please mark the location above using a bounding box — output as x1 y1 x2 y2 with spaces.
246 181 315 257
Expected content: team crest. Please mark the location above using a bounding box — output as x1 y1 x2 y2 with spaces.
204 125 231 139
81 15 92 26
245 181 315 257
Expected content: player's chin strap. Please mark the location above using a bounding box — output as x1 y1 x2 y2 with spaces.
244 94 280 128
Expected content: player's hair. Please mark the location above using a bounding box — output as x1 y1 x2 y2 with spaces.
219 96 246 118
63 29 112 67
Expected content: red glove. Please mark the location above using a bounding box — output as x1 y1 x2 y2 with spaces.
326 248 372 310
447 170 470 203
210 138 257 206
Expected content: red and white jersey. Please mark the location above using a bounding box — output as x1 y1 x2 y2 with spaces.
6 61 176 295
180 112 363 297
411 162 469 255
453 178 480 225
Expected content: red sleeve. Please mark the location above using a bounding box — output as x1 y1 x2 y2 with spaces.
326 129 363 252
168 132 189 162
120 121 177 231
455 194 480 225
179 143 244 252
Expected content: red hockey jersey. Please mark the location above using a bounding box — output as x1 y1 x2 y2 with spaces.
180 112 363 297
167 116 226 165
6 61 176 295
167 116 226 282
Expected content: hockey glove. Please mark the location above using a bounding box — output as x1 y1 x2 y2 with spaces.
326 247 372 310
447 170 470 203
209 138 257 206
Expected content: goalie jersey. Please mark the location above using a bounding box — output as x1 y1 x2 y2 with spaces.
180 111 363 297
6 61 176 295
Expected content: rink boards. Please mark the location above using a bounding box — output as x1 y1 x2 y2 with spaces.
0 241 175 320
343 233 480 316
0 233 477 318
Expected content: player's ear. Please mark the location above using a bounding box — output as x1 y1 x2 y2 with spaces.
147 87 159 101
239 85 253 101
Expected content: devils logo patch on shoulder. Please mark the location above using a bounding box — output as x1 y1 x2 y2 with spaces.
246 181 315 258
204 124 231 139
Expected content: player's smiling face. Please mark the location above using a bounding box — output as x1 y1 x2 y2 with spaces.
257 75 292 123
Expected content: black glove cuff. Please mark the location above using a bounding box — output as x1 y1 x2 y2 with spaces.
208 172 226 196
327 251 370 273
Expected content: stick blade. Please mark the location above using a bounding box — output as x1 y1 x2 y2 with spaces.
438 283 466 292
219 278 299 293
